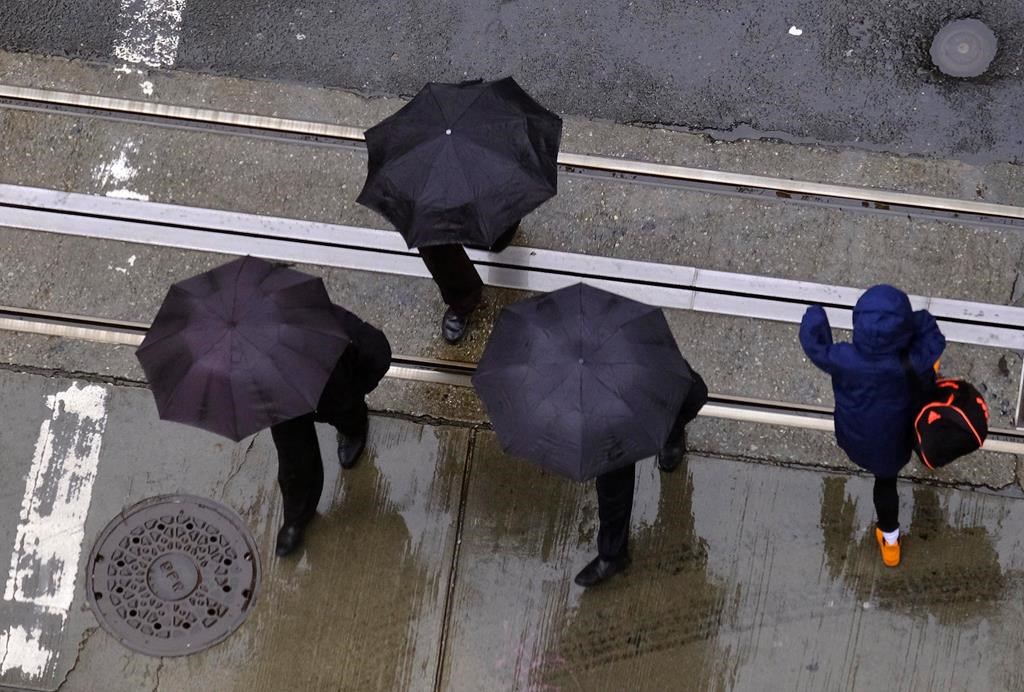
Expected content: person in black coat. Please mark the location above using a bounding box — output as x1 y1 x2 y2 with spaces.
270 305 392 557
419 222 519 344
575 367 709 587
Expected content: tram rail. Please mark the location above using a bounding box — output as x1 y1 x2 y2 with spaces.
1 84 1023 231
1 86 1023 451
2 302 1023 454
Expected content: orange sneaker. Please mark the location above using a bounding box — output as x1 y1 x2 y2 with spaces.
875 528 901 567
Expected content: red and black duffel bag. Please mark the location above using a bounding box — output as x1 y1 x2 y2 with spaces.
901 354 989 469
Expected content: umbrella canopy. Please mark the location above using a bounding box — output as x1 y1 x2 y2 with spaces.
357 77 562 249
136 256 350 441
472 283 693 481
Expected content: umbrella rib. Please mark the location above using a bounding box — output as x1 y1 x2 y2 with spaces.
585 308 662 357
432 84 490 130
155 329 234 411
587 366 669 449
235 328 328 409
380 136 444 198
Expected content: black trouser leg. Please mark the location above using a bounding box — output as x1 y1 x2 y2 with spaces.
332 395 369 436
270 414 324 526
418 244 483 315
873 475 900 532
595 463 636 560
666 370 709 446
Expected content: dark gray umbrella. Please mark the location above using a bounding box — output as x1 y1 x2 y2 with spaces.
136 256 350 441
472 283 693 481
356 77 562 249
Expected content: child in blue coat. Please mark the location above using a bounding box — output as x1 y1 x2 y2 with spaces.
800 284 945 566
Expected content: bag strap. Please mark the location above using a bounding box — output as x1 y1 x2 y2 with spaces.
900 351 937 405
900 351 918 402
899 351 917 385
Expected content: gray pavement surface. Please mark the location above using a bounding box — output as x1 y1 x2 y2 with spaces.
3 49 1023 208
2 106 1022 304
1 1 1022 163
2 370 1024 691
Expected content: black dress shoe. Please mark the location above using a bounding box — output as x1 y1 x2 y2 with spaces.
442 308 470 344
657 430 687 473
275 523 307 557
574 553 631 587
335 411 368 470
337 422 368 470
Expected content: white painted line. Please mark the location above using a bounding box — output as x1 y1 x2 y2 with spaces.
5 383 109 610
0 625 50 678
2 184 1023 350
1 383 109 679
112 0 186 68
90 138 150 202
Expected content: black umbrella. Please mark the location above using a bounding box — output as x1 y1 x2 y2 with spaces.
472 283 693 481
356 77 562 249
136 256 350 442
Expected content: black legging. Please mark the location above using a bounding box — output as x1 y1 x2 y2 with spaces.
271 413 324 526
418 244 483 316
873 476 899 532
595 371 709 560
271 396 369 526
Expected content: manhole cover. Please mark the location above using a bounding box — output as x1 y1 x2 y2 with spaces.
929 19 998 78
86 494 261 657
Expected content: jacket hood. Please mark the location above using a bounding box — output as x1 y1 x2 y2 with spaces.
852 284 913 355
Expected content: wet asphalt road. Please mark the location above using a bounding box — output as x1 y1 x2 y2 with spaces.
1 0 1022 163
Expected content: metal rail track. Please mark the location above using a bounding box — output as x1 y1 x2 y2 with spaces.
5 183 1024 430
1 86 1023 450
2 85 1024 231
2 304 1022 454
5 184 1024 353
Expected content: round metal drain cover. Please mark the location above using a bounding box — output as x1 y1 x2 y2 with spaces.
86 494 260 657
930 19 998 77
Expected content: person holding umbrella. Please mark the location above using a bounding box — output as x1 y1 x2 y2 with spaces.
358 77 562 344
586 369 708 586
136 256 391 557
472 282 707 587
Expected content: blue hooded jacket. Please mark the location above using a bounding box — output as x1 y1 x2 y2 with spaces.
799 284 946 476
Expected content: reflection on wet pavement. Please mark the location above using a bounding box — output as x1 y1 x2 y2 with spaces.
444 434 1024 691
153 418 470 692
38 415 1024 691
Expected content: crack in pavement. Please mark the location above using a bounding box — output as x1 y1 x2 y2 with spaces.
0 362 147 389
216 432 259 500
1009 244 1024 305
149 658 164 692
55 624 100 691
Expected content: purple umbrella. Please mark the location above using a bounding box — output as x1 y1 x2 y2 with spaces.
136 256 350 441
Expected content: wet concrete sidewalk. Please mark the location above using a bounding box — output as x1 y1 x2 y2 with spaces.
3 370 1024 691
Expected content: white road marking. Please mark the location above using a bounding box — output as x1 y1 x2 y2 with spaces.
104 189 151 202
0 626 50 678
92 144 137 187
788 26 803 36
91 139 150 202
1 383 109 679
112 0 186 68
